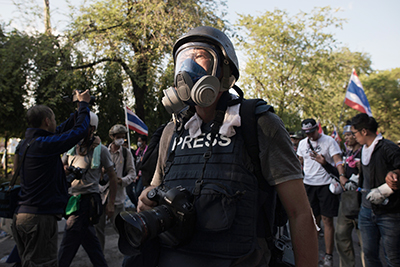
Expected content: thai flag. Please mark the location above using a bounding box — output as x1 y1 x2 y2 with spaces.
331 125 341 142
344 69 373 116
318 120 323 134
125 106 148 136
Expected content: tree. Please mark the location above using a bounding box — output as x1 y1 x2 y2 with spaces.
360 68 400 142
65 0 227 135
96 62 126 143
0 27 30 138
0 27 31 179
235 7 372 132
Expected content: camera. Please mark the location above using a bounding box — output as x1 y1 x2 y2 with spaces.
62 90 95 105
66 166 84 183
115 185 196 255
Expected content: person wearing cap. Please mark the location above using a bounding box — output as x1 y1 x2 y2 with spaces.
12 90 92 266
313 122 365 267
95 124 136 251
297 118 345 267
350 113 400 267
136 26 318 267
290 130 305 152
58 112 118 267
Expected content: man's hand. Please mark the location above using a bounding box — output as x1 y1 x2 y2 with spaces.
311 152 326 165
137 186 157 212
386 170 399 190
75 89 91 106
344 174 359 191
105 166 118 219
106 202 115 220
366 183 394 205
339 175 349 188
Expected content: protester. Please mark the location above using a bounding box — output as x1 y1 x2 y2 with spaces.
11 90 91 266
95 124 136 251
126 135 148 207
313 122 365 267
136 26 318 266
350 113 400 267
291 130 305 152
138 124 167 188
297 118 345 267
58 112 118 267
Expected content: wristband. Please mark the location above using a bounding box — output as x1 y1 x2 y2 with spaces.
339 173 345 177
335 161 343 167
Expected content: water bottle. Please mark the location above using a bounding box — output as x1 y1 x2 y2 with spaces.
357 187 389 205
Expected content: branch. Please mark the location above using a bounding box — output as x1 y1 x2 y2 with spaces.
71 23 124 39
71 58 118 69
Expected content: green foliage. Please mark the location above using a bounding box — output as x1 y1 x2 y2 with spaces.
360 68 400 142
0 27 30 138
29 34 98 123
65 0 227 137
235 7 372 132
96 62 126 143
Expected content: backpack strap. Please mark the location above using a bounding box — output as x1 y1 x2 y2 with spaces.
239 98 273 191
9 138 36 189
122 146 128 177
239 98 289 249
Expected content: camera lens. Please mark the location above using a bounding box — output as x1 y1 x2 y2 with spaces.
117 205 175 250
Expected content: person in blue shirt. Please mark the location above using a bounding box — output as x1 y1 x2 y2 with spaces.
12 90 92 266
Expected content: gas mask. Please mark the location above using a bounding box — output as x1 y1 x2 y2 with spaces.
162 43 224 114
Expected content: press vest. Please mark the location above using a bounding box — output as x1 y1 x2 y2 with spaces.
162 126 259 258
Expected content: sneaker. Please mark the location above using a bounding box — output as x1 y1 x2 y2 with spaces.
318 254 333 267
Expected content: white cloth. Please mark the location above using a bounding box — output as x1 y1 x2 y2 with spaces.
361 134 383 165
297 134 342 186
185 103 241 139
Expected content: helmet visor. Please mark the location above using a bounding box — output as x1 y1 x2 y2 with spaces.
174 43 218 83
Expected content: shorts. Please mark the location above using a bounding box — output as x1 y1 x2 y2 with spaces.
304 184 339 218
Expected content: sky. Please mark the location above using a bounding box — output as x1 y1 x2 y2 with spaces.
0 0 399 71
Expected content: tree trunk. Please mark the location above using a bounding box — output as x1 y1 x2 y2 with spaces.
4 134 9 180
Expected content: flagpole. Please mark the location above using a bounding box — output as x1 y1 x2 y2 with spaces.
338 83 347 127
124 106 131 148
338 69 354 127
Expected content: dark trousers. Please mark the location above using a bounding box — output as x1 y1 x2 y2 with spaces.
58 194 107 267
126 177 143 207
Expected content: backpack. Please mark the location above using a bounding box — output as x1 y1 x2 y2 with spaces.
240 98 288 229
240 98 294 267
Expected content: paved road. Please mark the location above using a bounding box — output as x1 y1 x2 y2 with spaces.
0 217 370 267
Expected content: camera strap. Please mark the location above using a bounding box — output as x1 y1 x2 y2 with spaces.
193 92 231 197
307 137 316 152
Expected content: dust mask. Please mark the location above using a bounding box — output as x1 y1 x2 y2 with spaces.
114 138 124 146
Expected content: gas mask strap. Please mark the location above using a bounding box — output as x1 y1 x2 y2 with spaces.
228 85 244 106
221 59 231 90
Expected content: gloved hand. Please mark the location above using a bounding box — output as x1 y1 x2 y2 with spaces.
366 183 394 205
344 174 359 191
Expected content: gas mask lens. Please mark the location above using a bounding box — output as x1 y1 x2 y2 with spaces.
174 44 218 84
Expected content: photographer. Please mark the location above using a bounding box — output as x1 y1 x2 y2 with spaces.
135 26 318 267
58 112 118 267
12 90 91 266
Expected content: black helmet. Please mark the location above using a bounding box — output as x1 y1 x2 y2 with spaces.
173 26 239 83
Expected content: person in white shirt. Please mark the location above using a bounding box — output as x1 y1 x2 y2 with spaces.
297 118 345 267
